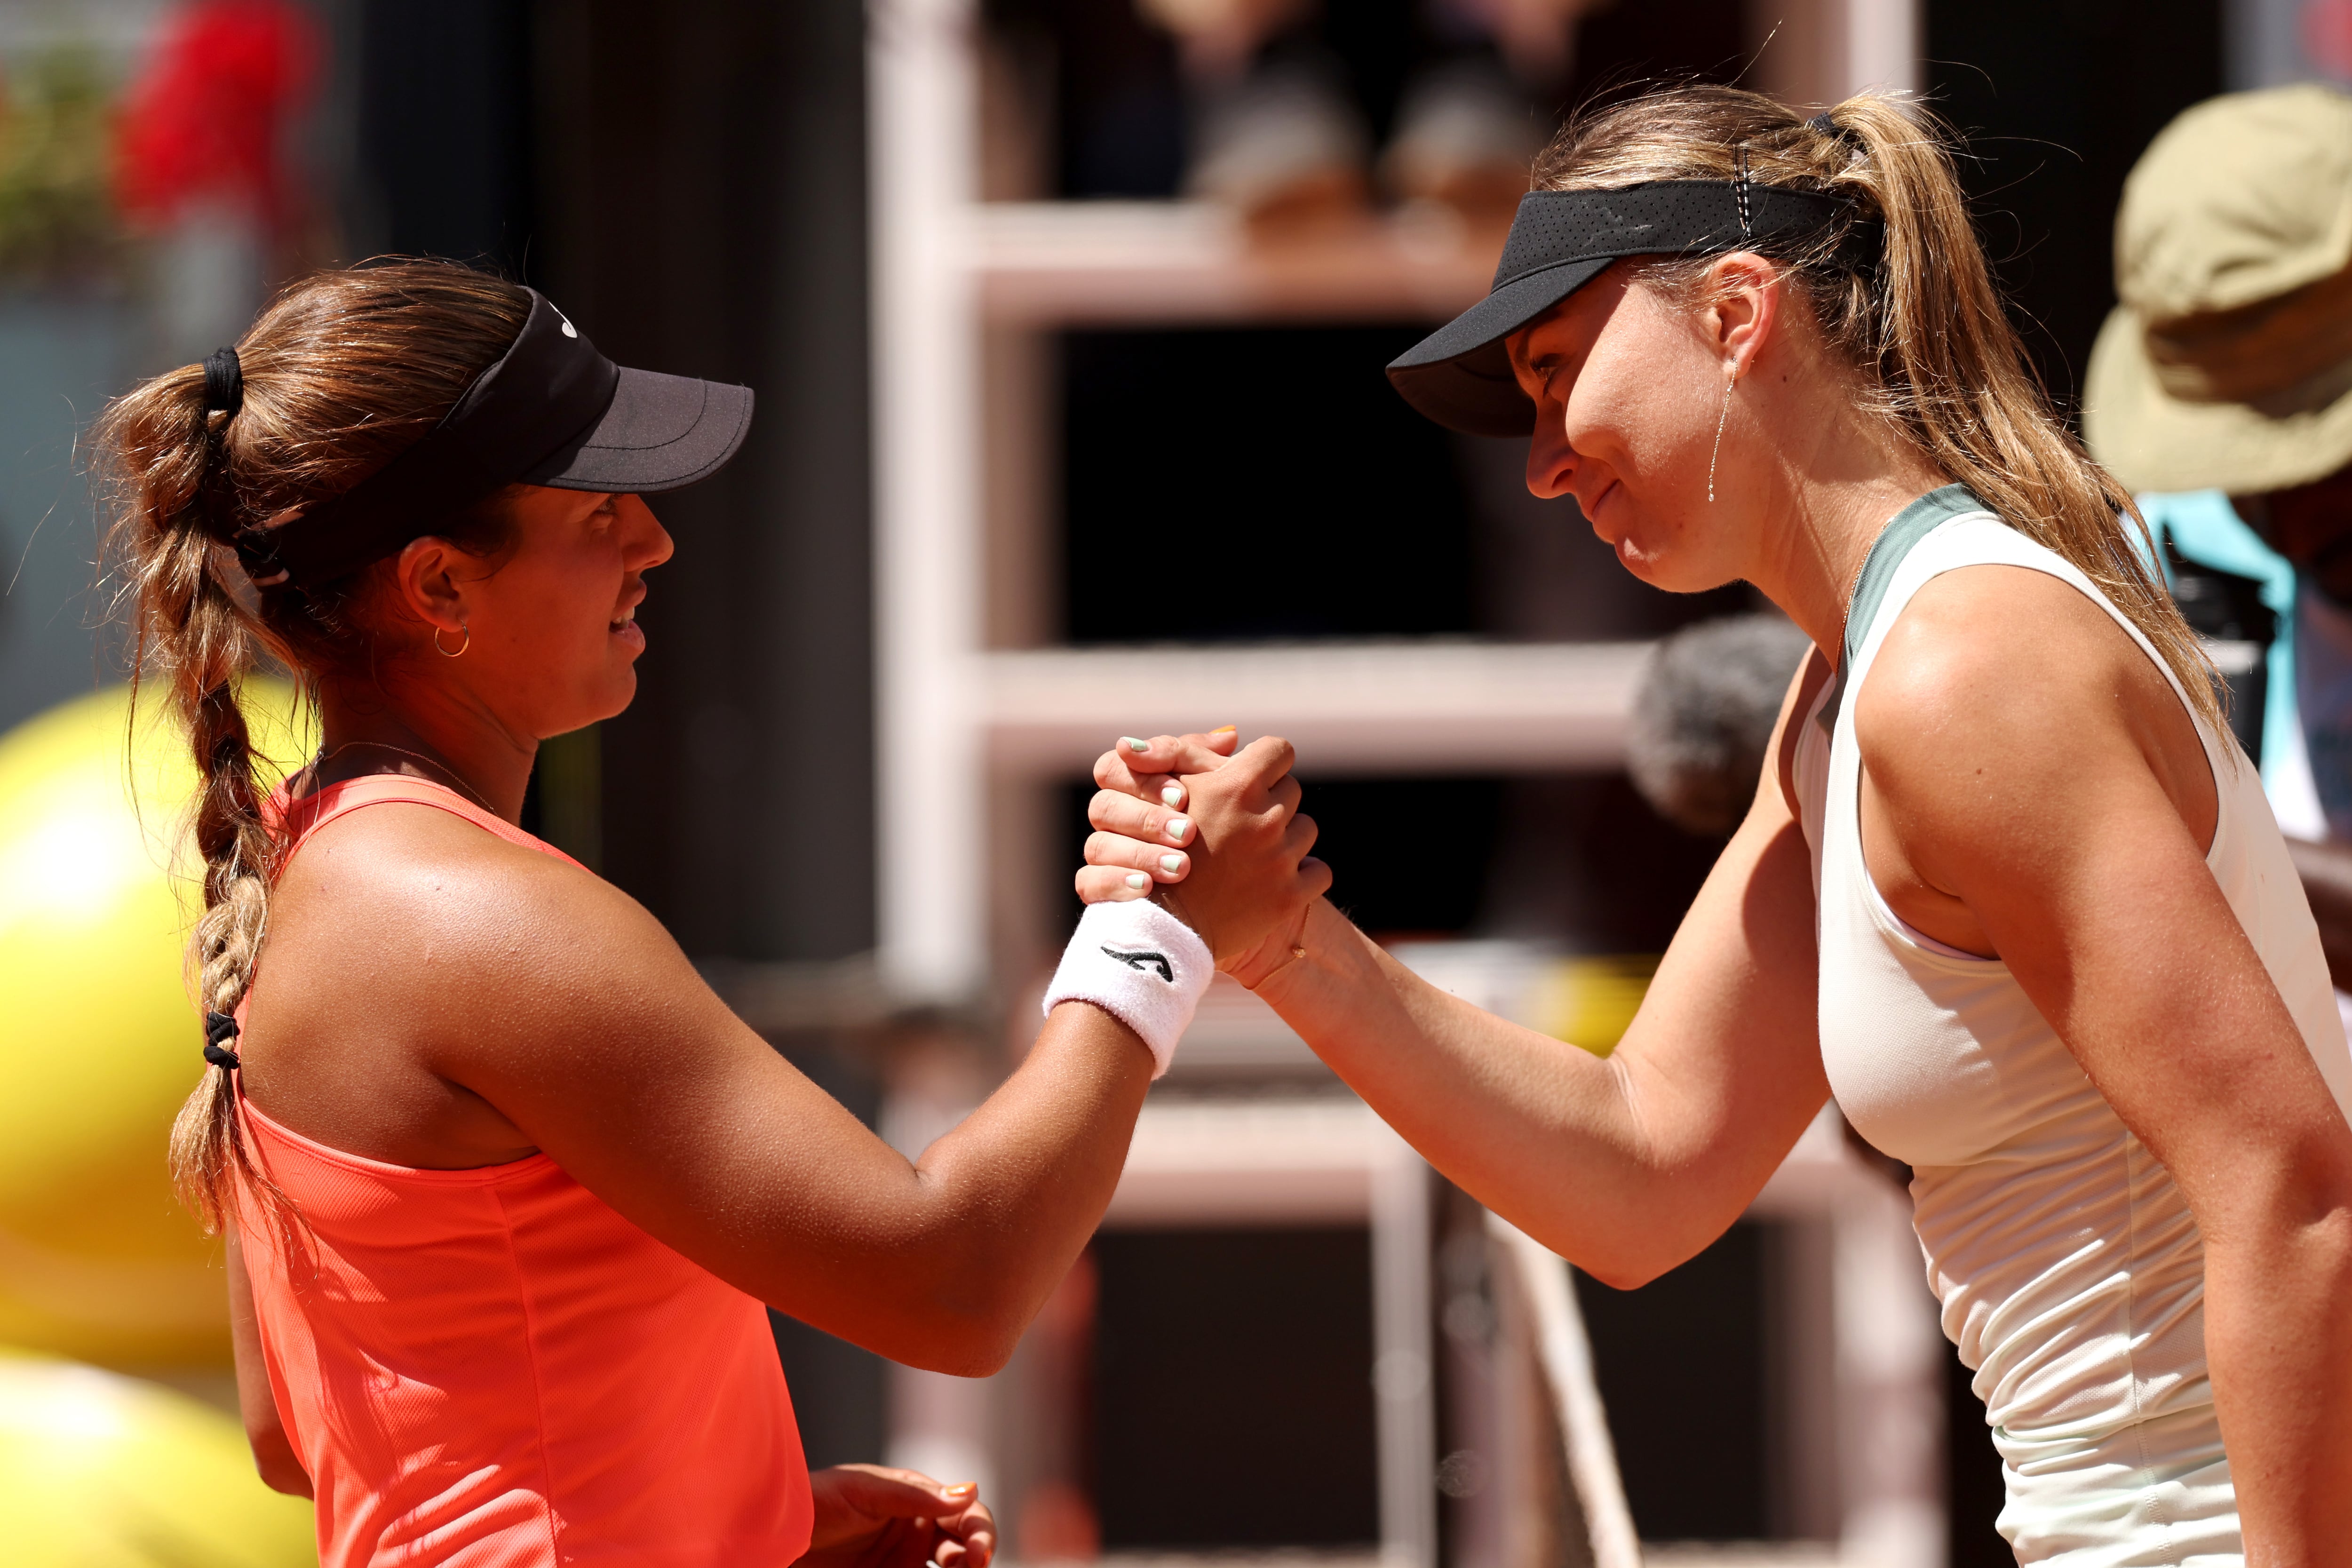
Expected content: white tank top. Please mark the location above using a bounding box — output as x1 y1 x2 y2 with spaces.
1792 487 2352 1565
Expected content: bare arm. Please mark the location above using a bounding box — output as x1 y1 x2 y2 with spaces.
1256 772 1823 1284
444 873 1152 1377
226 1228 311 1498
1095 667 1831 1288
251 740 1318 1378
1861 566 2352 1560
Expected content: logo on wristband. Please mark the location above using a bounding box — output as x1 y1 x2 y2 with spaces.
1101 946 1174 983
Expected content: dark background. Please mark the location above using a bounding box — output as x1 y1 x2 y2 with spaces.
1093 1228 1382 1547
1578 1222 1772 1541
1928 0 2227 414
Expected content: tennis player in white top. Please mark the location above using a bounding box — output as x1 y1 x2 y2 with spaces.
1075 87 2352 1565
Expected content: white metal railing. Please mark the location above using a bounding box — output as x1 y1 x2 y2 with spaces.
1487 1213 1643 1568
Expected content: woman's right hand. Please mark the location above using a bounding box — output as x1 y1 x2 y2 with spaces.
1078 730 1331 985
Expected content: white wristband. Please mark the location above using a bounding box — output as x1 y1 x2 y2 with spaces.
1041 899 1214 1079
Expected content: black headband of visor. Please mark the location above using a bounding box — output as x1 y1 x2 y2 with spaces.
235 287 753 590
1386 179 1880 438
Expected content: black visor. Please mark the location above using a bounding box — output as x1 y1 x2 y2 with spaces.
239 288 753 589
1387 180 1875 437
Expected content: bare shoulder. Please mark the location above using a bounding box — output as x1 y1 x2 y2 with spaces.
1873 557 2132 682
1853 564 2212 847
263 802 708 1067
275 802 648 946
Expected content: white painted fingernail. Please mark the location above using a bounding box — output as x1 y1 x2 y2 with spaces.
1125 872 1150 891
1161 785 1184 807
1123 736 1149 753
1165 816 1189 841
1160 854 1184 874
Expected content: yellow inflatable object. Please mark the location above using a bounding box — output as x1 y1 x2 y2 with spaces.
0 683 312 1366
0 1349 314 1565
1532 954 1660 1057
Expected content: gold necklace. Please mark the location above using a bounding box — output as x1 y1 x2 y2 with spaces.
313 740 496 814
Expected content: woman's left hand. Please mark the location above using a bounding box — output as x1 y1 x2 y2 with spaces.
795 1464 995 1568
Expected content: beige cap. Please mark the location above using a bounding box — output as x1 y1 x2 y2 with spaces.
2084 84 2352 494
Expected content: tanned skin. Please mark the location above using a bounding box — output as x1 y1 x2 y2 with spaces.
1081 257 2352 1563
227 488 1323 1565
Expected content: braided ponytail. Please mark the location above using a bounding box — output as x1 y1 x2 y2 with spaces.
97 260 532 1232
94 357 282 1233
172 511 278 1233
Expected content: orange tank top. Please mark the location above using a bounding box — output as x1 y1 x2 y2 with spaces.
230 775 813 1568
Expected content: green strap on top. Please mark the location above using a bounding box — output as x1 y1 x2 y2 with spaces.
1818 484 1993 736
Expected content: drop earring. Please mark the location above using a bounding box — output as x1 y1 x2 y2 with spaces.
1707 370 1737 504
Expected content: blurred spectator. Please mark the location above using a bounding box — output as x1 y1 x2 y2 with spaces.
1133 0 1610 232
2083 85 2352 995
1626 613 1811 837
114 0 318 358
114 0 316 240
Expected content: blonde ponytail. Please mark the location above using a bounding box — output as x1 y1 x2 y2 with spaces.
1532 87 2219 732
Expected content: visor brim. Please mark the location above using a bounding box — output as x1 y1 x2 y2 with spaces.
526 367 754 494
1386 256 1615 436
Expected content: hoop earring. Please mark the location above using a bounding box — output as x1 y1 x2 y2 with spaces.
433 623 470 658
1707 372 1737 504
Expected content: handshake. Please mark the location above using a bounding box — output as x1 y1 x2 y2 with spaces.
1073 727 1333 991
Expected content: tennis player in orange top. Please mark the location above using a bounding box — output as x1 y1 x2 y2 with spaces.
98 260 1324 1568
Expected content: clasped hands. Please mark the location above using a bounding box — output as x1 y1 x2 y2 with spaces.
804 742 1317 1564
1076 727 1332 987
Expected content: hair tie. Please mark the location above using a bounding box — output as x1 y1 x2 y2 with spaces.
202 1010 242 1072
228 507 302 590
233 530 292 590
1808 111 1866 158
202 347 244 419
